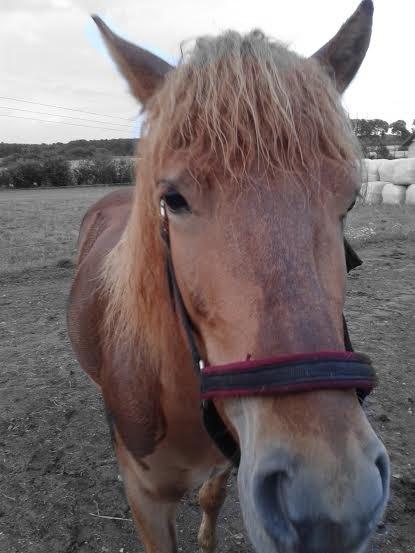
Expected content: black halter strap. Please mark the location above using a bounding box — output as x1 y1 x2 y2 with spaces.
162 205 203 370
160 202 373 466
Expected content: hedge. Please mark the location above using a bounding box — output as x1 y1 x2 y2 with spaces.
0 157 135 189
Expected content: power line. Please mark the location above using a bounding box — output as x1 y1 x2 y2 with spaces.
0 114 130 133
0 96 135 122
0 105 132 129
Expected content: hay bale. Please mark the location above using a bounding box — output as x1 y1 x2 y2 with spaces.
378 159 397 183
358 182 368 202
363 181 388 205
362 159 381 182
378 158 415 185
405 184 415 206
360 162 368 183
391 158 415 185
381 182 406 205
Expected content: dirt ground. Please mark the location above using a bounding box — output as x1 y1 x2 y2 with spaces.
0 188 414 552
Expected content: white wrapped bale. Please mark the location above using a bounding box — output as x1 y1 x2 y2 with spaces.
358 182 367 203
378 159 397 183
381 182 406 205
362 159 381 182
378 158 415 185
391 158 415 185
359 162 368 183
405 184 415 206
363 181 388 205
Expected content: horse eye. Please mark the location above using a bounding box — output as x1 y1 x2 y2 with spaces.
162 190 191 214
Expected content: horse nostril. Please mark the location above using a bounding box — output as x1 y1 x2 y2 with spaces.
375 449 390 507
253 470 298 547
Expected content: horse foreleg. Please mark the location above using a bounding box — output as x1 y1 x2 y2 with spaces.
197 466 232 553
115 438 180 553
127 489 178 553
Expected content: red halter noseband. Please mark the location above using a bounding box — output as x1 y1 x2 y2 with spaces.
160 200 376 465
200 351 375 399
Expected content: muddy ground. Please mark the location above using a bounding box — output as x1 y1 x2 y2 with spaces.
1 232 414 552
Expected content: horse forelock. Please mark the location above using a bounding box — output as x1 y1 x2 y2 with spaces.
100 28 361 368
141 29 359 183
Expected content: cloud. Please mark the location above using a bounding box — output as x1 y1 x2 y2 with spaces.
0 0 70 12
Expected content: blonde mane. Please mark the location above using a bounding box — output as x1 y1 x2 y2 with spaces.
100 29 359 365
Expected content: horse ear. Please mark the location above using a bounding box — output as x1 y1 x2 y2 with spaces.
311 0 373 93
92 15 172 104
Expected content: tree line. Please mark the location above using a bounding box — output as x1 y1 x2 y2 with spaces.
350 118 414 159
0 138 136 162
0 156 135 189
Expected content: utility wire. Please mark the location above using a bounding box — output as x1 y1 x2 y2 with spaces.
0 113 130 133
0 105 132 129
0 96 135 122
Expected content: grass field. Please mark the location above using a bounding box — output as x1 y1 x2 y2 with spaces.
0 186 126 271
1 185 414 272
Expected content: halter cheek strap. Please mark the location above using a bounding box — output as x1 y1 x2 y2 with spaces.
159 201 375 466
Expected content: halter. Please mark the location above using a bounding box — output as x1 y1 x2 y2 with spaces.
160 200 376 466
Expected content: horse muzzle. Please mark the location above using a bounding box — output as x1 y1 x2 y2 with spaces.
239 436 389 553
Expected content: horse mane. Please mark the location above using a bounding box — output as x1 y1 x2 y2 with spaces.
100 29 360 367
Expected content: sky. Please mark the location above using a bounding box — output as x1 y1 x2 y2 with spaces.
1 0 414 144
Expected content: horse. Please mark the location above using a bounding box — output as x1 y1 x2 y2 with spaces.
68 2 390 552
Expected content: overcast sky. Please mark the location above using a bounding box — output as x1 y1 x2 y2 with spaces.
1 0 414 144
